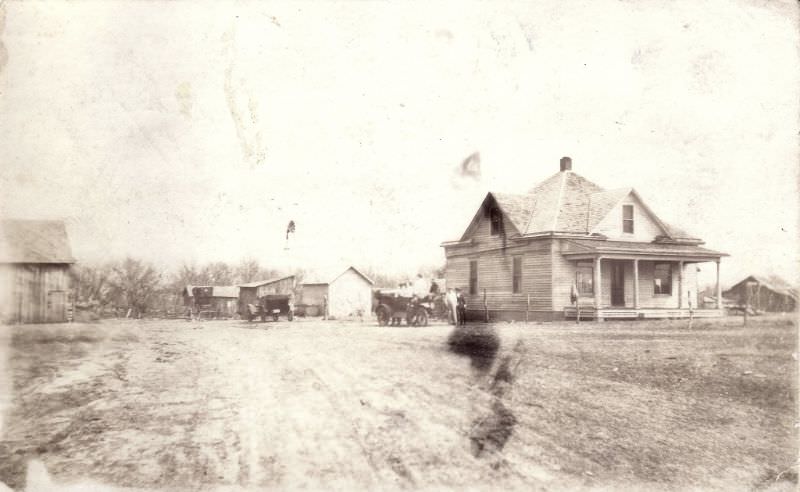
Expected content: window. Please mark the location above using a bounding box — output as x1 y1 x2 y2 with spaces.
512 256 522 294
575 263 593 295
490 208 502 236
469 260 478 295
622 204 634 234
653 263 672 295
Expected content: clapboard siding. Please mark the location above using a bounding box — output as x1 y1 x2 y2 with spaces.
552 239 579 311
328 268 373 319
593 193 665 242
445 207 553 313
0 264 70 323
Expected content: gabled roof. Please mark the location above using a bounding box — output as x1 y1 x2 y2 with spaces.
239 275 295 289
0 219 76 264
725 275 798 299
302 266 375 286
454 167 701 244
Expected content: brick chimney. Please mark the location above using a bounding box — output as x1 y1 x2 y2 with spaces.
560 156 572 172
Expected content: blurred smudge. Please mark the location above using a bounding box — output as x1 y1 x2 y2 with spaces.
446 324 499 373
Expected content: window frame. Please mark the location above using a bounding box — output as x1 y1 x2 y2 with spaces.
489 207 502 236
653 262 672 296
575 262 594 296
622 204 634 234
512 256 522 294
469 260 478 295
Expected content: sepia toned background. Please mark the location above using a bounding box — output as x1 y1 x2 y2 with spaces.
0 0 797 284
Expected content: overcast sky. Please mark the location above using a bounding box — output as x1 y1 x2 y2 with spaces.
0 0 797 286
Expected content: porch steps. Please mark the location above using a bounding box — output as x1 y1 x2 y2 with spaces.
564 307 723 320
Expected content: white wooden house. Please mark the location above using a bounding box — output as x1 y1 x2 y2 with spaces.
442 157 727 321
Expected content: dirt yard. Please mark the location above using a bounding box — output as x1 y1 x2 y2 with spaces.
0 315 796 491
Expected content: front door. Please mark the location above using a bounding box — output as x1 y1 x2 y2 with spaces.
611 262 625 307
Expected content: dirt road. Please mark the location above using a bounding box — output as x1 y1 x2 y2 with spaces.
0 317 796 490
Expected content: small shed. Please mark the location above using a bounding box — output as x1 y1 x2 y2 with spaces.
182 285 240 318
300 266 374 319
238 275 296 316
0 219 76 323
723 275 797 313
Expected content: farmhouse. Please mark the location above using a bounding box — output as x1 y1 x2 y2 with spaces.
237 275 296 316
442 157 727 321
299 266 374 318
723 275 797 313
0 219 76 323
182 285 240 318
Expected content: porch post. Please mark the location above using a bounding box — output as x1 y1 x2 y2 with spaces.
678 261 684 309
715 259 722 311
594 256 603 321
633 259 639 309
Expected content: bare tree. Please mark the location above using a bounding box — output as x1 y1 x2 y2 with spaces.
235 258 262 283
200 262 234 285
70 263 114 309
108 257 162 317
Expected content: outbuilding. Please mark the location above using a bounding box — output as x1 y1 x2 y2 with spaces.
299 266 374 319
723 275 797 313
237 275 296 317
0 219 76 323
182 285 240 318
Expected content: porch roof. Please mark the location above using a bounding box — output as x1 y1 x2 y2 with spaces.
561 239 726 260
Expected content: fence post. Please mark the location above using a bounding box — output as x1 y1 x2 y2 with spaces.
483 288 488 323
526 294 530 324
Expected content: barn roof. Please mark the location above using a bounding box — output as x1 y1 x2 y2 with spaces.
725 275 798 299
302 266 375 286
0 219 76 264
458 167 702 243
238 275 295 289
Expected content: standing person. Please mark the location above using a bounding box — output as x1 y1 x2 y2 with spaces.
322 294 328 320
457 289 467 326
446 288 458 325
413 274 429 299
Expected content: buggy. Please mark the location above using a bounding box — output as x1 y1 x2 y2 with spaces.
244 294 295 322
373 290 433 326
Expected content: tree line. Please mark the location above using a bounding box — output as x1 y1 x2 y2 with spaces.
70 257 445 318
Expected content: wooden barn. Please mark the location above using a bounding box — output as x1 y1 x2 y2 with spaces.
182 285 240 318
237 275 296 316
723 275 797 313
442 157 728 321
0 219 76 324
299 266 374 318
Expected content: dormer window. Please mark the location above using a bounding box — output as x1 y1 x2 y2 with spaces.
490 208 502 236
622 204 634 234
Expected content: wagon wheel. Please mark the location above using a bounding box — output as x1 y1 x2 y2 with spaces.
416 309 428 327
376 305 391 326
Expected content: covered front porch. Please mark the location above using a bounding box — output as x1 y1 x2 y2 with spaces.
560 239 727 321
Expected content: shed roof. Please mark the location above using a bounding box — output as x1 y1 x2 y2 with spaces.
0 219 76 264
238 275 295 289
725 275 798 299
561 239 726 259
302 266 375 286
460 168 702 243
